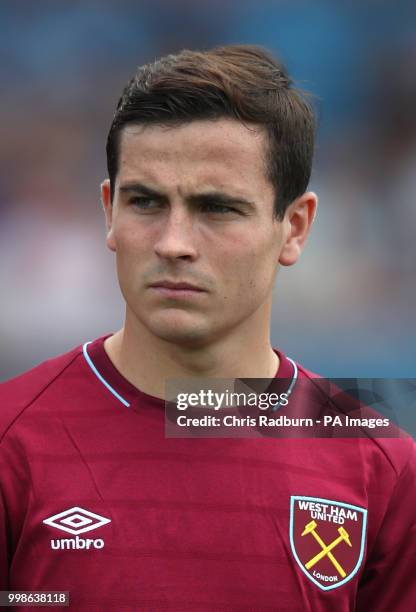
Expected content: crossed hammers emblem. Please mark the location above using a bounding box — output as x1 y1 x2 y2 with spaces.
301 520 352 578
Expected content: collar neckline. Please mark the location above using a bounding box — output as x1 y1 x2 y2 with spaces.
83 335 296 409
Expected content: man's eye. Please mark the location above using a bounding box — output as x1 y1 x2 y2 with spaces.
129 197 159 209
127 198 239 215
203 203 238 214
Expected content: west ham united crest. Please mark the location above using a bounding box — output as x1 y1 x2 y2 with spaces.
290 496 367 591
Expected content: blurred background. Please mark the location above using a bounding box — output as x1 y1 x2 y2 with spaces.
1 0 415 381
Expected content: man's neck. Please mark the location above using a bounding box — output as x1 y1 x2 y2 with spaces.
104 319 279 401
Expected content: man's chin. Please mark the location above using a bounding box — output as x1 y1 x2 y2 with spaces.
146 317 212 349
155 328 210 349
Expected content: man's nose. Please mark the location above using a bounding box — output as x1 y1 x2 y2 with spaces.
153 207 198 260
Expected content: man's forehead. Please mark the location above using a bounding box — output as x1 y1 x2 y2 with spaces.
119 119 266 161
117 119 271 192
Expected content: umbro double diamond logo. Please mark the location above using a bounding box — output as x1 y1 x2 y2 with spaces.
43 507 111 550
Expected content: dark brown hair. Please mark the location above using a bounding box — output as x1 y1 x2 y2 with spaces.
106 45 316 219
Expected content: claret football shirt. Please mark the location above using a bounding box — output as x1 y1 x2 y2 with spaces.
0 336 415 611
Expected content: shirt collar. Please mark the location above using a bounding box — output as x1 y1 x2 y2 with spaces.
83 335 297 410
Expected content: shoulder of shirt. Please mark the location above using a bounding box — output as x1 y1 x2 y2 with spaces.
293 358 416 479
295 362 321 379
0 342 84 443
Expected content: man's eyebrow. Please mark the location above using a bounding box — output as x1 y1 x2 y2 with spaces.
190 192 256 209
119 182 164 199
118 181 256 209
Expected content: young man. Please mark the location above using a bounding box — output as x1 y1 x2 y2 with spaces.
1 45 415 610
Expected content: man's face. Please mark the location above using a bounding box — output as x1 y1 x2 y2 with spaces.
102 119 305 348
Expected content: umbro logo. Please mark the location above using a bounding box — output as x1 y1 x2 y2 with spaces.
43 507 111 550
43 506 111 535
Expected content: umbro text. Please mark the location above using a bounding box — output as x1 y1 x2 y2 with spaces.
50 536 104 550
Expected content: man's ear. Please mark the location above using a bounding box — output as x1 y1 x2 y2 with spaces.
278 191 318 266
100 179 116 252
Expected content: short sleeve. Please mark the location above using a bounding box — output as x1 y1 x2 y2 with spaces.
0 476 10 588
356 440 416 611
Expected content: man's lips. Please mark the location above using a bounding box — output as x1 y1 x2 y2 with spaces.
149 281 206 291
148 281 208 299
